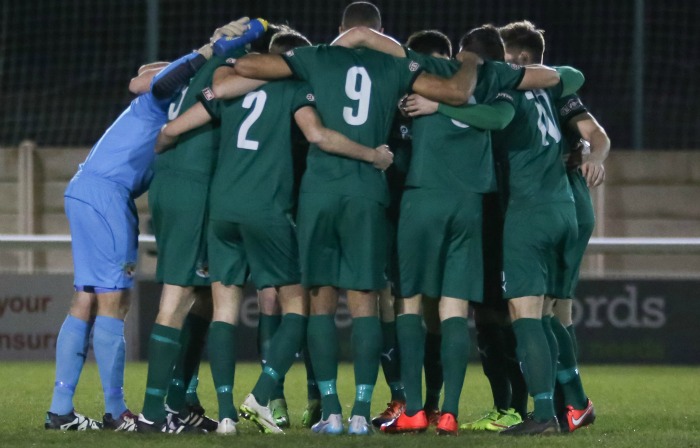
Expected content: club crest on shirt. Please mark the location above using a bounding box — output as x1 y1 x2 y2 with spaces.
285 50 295 57
225 58 237 66
507 62 520 70
409 61 420 72
306 93 315 102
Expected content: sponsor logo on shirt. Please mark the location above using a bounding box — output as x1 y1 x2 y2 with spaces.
409 60 420 72
560 97 584 117
496 92 514 102
202 87 215 101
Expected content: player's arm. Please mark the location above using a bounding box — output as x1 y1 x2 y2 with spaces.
568 112 610 187
330 26 405 57
154 102 213 154
211 65 268 99
150 17 251 99
555 66 585 96
516 64 561 90
411 51 482 106
231 53 294 80
405 92 515 130
294 106 393 170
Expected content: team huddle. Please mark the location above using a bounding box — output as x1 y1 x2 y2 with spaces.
45 1 610 437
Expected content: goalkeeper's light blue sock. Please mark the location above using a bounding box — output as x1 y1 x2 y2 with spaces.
93 316 127 417
49 315 91 415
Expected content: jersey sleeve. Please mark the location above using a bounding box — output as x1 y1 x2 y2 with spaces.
487 60 526 90
391 54 424 93
291 82 317 114
492 90 517 107
281 45 319 81
196 87 224 122
556 94 588 124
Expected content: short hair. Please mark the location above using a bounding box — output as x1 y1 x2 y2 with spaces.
458 24 505 61
341 2 382 31
406 29 452 58
499 20 545 61
249 23 292 54
269 31 312 54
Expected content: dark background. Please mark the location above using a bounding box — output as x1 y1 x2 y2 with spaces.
1 0 698 149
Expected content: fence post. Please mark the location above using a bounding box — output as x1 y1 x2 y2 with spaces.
632 0 645 150
17 140 36 273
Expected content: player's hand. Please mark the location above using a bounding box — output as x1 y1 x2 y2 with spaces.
154 125 178 154
210 17 250 43
403 94 438 117
581 159 605 187
372 144 394 171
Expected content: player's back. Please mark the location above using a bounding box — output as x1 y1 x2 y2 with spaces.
156 52 246 179
73 92 169 198
283 45 422 204
492 87 573 208
208 79 314 222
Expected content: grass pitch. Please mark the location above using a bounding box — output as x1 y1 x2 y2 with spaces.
3 361 699 447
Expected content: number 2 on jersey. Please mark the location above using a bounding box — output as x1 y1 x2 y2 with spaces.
237 91 267 150
343 67 372 126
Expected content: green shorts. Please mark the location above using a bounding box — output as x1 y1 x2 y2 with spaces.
397 188 484 302
502 202 577 299
149 169 210 286
297 192 387 291
561 169 595 298
208 214 300 289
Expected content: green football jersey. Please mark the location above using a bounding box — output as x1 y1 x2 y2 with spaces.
556 93 588 161
406 52 526 193
202 80 315 222
492 84 574 208
282 45 423 205
155 49 246 177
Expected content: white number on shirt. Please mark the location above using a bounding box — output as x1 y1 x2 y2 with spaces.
167 86 189 120
525 90 561 146
237 91 267 150
343 67 372 126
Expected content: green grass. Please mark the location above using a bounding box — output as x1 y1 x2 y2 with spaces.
4 362 699 447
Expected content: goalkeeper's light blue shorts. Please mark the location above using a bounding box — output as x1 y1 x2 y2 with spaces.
64 174 138 292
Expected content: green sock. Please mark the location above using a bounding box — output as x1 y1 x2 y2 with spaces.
512 318 554 422
351 316 382 419
476 322 512 411
396 314 424 415
423 331 442 410
166 313 209 413
142 324 181 423
552 316 588 409
252 314 307 405
566 324 579 358
503 324 528 418
380 321 404 401
208 321 238 421
185 372 200 406
307 315 341 418
303 347 321 400
440 317 469 417
258 314 285 401
541 316 559 389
